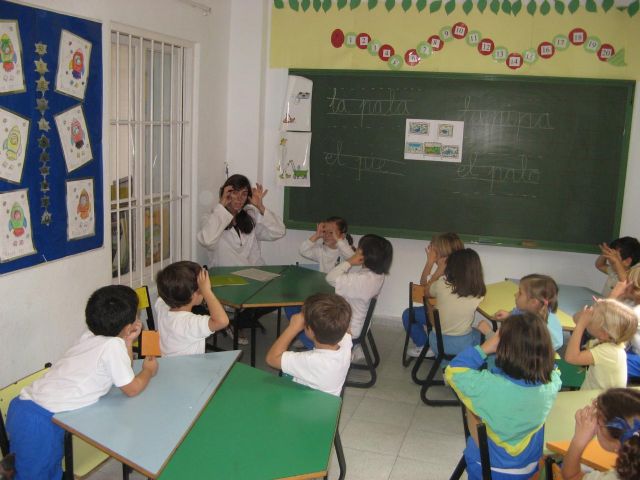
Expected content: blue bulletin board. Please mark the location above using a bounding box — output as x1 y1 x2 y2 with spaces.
0 1 103 274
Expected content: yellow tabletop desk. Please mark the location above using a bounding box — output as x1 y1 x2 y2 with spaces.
477 280 601 331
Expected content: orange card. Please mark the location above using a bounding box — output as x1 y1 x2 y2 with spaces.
141 330 161 357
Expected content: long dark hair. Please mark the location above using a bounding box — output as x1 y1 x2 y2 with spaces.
444 248 486 298
219 174 254 234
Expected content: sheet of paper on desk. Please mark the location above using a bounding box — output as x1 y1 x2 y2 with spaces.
232 268 280 282
210 274 249 287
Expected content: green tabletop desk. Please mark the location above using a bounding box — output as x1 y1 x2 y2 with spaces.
477 280 601 332
209 265 334 366
158 363 342 480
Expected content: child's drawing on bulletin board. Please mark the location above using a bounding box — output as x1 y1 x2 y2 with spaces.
0 20 25 94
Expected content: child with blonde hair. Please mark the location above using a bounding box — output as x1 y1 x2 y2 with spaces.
491 274 563 351
609 265 640 378
565 299 637 390
402 232 465 357
562 388 640 480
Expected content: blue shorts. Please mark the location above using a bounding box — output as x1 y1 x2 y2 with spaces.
7 397 64 480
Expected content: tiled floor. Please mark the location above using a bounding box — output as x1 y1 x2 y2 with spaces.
87 316 468 480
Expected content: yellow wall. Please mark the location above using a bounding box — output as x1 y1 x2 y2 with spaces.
271 4 639 79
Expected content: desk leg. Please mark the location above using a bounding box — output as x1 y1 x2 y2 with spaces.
276 307 282 337
63 431 73 480
251 320 256 367
233 309 239 350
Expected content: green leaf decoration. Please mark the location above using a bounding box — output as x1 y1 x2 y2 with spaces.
585 0 597 12
417 0 428 11
323 0 332 10
313 0 321 11
526 0 536 15
402 0 412 10
385 0 395 10
445 0 456 13
602 0 613 11
629 0 639 16
608 48 627 66
463 0 473 14
301 0 310 9
352 0 362 9
512 0 522 15
554 0 564 14
430 0 442 12
289 0 299 11
274 0 285 8
502 0 512 14
337 0 347 9
490 0 500 13
540 0 550 14
568 0 579 12
477 0 487 13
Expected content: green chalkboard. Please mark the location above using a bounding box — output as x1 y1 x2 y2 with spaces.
284 70 634 253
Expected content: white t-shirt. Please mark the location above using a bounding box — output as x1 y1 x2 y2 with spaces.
602 265 619 297
299 238 354 273
326 262 384 338
281 334 353 396
429 277 483 336
196 203 286 267
155 298 213 357
629 305 640 355
581 341 628 390
20 331 134 413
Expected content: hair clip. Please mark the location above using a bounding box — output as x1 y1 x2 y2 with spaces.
606 417 640 442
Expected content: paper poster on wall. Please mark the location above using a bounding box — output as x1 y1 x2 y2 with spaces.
54 104 93 172
55 30 91 100
0 107 29 183
66 178 95 240
0 189 36 262
277 131 311 187
404 118 464 163
282 75 312 132
0 20 25 94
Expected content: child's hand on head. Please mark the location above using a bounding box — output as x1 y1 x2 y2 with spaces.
348 250 364 266
289 313 305 332
123 320 142 346
599 243 623 266
572 404 598 447
573 306 593 327
197 267 211 294
426 243 438 264
142 356 159 377
481 330 500 355
494 309 510 320
436 255 447 270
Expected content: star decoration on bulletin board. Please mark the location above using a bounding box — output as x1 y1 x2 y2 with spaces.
38 135 50 149
34 58 49 74
41 211 52 226
40 151 49 162
38 118 51 132
35 42 48 56
36 98 49 113
36 76 50 93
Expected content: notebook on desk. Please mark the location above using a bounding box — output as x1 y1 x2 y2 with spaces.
210 274 249 287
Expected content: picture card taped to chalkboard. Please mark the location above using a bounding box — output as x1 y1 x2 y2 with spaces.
404 118 464 163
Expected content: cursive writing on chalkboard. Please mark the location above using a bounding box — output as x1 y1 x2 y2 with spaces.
324 141 405 181
327 88 411 126
460 97 553 131
455 152 541 197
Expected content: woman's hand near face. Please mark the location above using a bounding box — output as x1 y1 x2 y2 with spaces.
250 183 267 214
220 185 234 211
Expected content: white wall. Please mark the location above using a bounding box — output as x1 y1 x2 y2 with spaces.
226 3 640 318
0 0 231 387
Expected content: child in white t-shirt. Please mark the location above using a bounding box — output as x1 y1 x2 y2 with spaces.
6 285 158 480
266 293 352 396
155 261 229 357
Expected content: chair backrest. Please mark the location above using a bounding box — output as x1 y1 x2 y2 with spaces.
135 285 155 330
354 297 377 344
410 282 426 305
0 365 50 456
426 302 455 359
458 399 492 480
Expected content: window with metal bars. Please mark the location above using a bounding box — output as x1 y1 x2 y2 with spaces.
110 27 193 286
